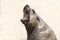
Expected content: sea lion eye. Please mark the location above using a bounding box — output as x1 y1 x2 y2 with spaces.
32 9 35 13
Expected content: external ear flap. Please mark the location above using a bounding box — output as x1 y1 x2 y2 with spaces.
36 16 40 21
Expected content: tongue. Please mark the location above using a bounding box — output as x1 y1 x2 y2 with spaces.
23 14 29 22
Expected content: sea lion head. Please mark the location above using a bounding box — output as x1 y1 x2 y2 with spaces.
21 5 39 26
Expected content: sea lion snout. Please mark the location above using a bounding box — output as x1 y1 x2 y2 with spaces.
23 5 31 13
21 5 31 24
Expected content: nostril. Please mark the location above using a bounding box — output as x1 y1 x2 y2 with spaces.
23 5 31 13
25 5 29 7
24 5 30 10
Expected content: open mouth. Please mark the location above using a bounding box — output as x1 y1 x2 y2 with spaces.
23 5 31 22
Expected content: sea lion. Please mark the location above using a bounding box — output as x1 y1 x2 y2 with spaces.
21 5 57 40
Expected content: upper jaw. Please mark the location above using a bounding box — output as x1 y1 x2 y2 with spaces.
23 5 31 14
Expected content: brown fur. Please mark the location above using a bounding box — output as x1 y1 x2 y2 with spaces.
21 5 57 40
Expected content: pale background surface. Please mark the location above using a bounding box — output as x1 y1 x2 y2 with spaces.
0 0 60 40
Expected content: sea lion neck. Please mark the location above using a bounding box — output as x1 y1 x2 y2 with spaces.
25 22 40 37
25 25 37 37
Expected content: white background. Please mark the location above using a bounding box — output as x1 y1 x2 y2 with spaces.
0 0 60 40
